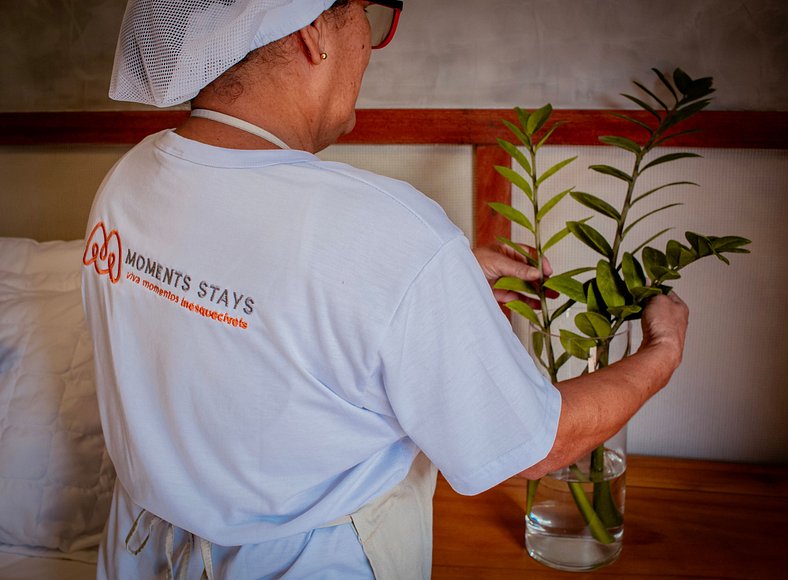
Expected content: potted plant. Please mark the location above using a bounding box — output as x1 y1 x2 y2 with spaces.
489 68 751 571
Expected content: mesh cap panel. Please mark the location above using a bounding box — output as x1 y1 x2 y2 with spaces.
110 0 334 107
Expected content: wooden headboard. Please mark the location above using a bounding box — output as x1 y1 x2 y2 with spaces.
1 109 785 245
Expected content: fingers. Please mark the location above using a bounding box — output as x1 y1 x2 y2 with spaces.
474 243 551 282
498 243 554 277
640 291 689 367
667 291 687 308
473 243 560 306
650 292 689 321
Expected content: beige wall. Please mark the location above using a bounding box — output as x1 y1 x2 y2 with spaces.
1 1 786 111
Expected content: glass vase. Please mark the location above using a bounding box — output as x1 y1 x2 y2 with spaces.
524 308 631 571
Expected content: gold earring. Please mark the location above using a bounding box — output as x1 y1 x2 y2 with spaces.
320 52 328 60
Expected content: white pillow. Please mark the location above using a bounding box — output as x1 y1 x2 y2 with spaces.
0 238 115 556
0 238 85 275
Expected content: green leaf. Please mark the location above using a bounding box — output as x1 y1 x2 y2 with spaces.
623 203 683 237
495 236 538 267
666 240 697 269
642 246 680 282
494 276 539 295
641 152 702 172
632 227 672 256
622 258 660 299
535 122 564 151
554 351 572 372
684 76 715 103
488 202 534 233
622 252 647 292
526 104 552 135
596 260 626 307
537 156 577 186
611 112 655 135
631 286 662 301
633 80 668 110
685 232 714 258
642 246 668 280
654 128 702 148
542 217 591 252
608 304 643 319
568 221 613 259
542 226 571 253
502 119 531 148
561 267 596 278
560 330 596 360
632 181 698 205
620 92 661 120
664 100 712 130
673 68 692 94
531 330 544 358
632 286 662 303
652 68 678 102
543 274 587 303
598 135 642 154
701 234 752 265
575 311 612 338
710 236 752 254
496 138 531 174
537 187 572 221
585 280 604 315
515 107 530 130
506 300 541 326
495 165 533 201
677 98 714 117
589 164 633 183
571 191 622 221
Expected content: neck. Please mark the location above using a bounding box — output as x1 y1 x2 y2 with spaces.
180 66 347 153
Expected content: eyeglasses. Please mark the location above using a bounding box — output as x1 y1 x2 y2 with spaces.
365 1 403 49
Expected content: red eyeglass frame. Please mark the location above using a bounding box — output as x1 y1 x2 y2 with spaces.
368 0 403 49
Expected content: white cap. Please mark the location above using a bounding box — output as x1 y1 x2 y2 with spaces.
109 0 335 107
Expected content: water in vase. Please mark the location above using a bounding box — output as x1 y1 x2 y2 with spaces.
525 448 626 571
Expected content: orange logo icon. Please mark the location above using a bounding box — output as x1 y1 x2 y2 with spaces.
83 222 123 283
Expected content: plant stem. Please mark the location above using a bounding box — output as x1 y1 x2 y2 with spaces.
526 479 540 514
529 146 558 383
568 481 615 544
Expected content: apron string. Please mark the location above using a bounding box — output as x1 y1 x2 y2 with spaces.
126 509 215 579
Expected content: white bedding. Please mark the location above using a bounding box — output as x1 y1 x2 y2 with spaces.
0 238 113 574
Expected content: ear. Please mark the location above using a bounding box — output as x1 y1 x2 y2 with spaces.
297 17 325 65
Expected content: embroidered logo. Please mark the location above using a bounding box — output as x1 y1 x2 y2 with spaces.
83 221 123 283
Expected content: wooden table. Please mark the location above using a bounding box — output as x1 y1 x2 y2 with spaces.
432 456 788 579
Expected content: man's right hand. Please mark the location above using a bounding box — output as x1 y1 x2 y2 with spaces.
639 293 690 371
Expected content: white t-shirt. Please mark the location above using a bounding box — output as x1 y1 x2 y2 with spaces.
82 130 560 561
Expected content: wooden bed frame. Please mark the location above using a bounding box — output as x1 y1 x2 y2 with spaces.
1 109 786 248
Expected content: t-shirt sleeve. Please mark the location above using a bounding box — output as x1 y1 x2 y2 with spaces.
377 236 562 495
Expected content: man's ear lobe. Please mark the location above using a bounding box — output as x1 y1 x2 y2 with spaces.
298 20 324 65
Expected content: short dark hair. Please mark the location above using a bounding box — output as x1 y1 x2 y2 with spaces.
198 0 356 104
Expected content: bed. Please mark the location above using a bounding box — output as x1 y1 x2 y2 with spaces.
0 108 785 578
0 238 107 579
